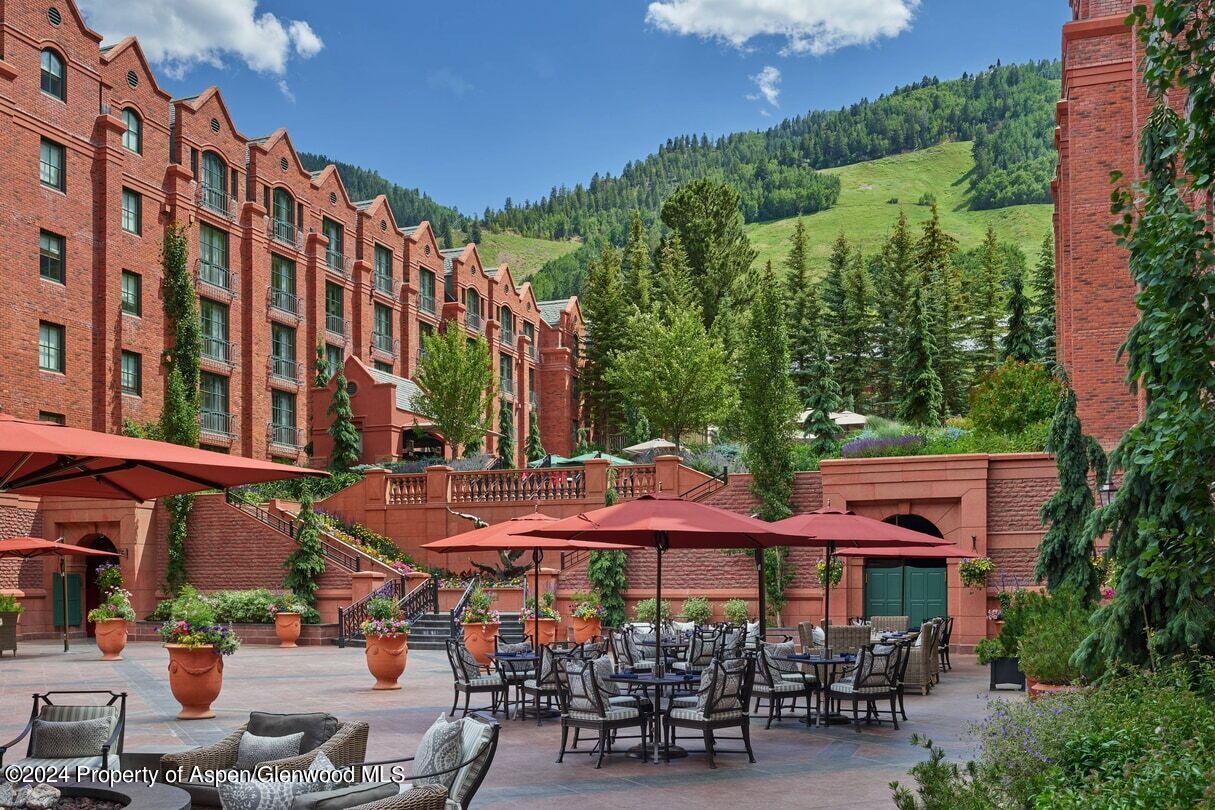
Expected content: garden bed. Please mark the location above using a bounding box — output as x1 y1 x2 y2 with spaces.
128 621 338 646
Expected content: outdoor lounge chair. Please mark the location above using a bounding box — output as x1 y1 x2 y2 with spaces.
446 639 505 718
161 711 368 809
555 657 650 768
665 657 756 769
0 691 126 770
902 621 941 696
826 642 909 732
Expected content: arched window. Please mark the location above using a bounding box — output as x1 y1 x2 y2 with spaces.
272 187 295 242
120 108 141 153
465 288 482 331
40 49 65 100
199 151 227 213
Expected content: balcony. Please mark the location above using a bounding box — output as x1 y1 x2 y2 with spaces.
500 378 515 399
267 422 302 450
371 331 398 356
267 287 301 318
325 248 350 276
200 410 236 437
466 311 482 332
499 329 515 348
268 355 302 383
418 294 436 315
196 184 234 220
269 217 302 250
373 273 395 297
196 259 236 297
325 313 347 338
201 336 235 366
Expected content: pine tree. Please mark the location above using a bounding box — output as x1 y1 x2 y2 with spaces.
623 210 652 314
1001 261 1036 362
799 286 843 456
313 340 331 387
654 234 696 319
897 283 944 425
971 225 1005 376
739 262 798 521
327 372 362 471
917 204 964 414
872 212 915 413
283 494 327 607
1035 381 1106 600
468 219 483 245
497 399 515 466
784 218 810 333
835 251 875 410
821 232 850 323
525 409 545 461
1031 232 1057 368
580 245 631 440
441 221 454 249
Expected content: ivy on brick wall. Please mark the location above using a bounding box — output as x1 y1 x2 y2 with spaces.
283 494 327 606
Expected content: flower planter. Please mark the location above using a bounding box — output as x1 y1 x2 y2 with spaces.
364 633 408 690
522 618 558 647
274 612 302 648
165 644 224 719
571 615 601 644
463 622 500 665
1028 681 1082 701
988 656 1025 691
95 618 128 661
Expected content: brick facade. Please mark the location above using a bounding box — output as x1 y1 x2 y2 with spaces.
0 0 582 464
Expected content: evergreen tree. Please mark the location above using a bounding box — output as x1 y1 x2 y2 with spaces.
313 340 331 387
971 225 1005 376
1001 260 1036 362
413 327 496 457
496 399 515 466
917 204 965 414
580 245 631 440
1035 381 1106 600
739 262 799 521
441 221 454 249
524 409 545 462
872 212 916 413
468 219 483 245
897 283 944 425
821 232 850 324
326 372 362 471
835 250 875 409
784 218 810 333
283 494 327 607
799 286 843 455
623 210 652 314
1031 232 1057 367
653 234 696 318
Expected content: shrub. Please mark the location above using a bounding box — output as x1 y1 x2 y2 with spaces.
87 589 135 622
679 596 712 624
968 360 1060 435
959 557 994 589
976 588 1042 664
633 598 671 624
149 587 320 625
0 594 24 614
841 434 926 458
1016 589 1094 685
723 598 750 624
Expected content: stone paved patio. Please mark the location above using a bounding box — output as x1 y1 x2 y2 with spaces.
0 641 1012 807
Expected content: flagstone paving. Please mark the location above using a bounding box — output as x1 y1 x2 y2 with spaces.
0 641 1013 807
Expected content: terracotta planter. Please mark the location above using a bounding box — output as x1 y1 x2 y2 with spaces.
571 615 601 644
523 617 558 647
1028 681 1082 701
95 618 128 661
165 644 224 720
274 612 302 648
364 633 409 690
463 622 500 665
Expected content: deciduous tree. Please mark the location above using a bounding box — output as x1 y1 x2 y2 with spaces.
413 327 496 458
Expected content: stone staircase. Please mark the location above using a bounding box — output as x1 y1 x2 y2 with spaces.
404 612 527 651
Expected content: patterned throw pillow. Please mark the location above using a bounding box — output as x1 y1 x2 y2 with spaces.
31 718 112 758
498 641 531 655
455 644 482 680
853 645 895 688
216 752 331 810
591 655 620 695
563 660 599 712
413 715 464 791
695 659 745 715
235 731 304 769
763 641 797 675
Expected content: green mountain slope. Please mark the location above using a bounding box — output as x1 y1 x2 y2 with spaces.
475 231 582 280
747 141 1052 277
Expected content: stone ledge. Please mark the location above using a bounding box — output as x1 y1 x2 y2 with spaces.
128 620 338 646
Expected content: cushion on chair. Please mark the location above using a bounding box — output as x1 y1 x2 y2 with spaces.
447 720 493 807
247 713 339 755
829 680 891 695
497 642 531 655
590 655 621 695
762 641 797 674
413 716 464 791
30 718 112 759
466 674 502 688
10 756 103 771
669 707 746 722
780 672 817 684
563 660 599 712
695 659 745 715
568 707 639 722
235 731 304 769
290 782 399 810
218 753 333 810
754 680 802 694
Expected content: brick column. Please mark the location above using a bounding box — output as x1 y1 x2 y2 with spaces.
240 201 271 458
653 455 682 495
425 465 452 503
583 458 610 504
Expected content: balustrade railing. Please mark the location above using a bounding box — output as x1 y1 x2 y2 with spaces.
386 474 427 505
199 410 236 437
269 218 302 250
371 331 398 355
374 274 394 296
224 492 360 571
449 468 585 503
681 465 729 502
197 184 235 220
325 313 348 337
267 422 303 450
466 311 482 332
612 464 657 499
202 336 235 365
418 294 436 315
268 287 301 317
268 355 303 382
196 259 236 294
325 249 351 276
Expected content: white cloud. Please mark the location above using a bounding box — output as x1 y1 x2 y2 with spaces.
277 79 295 103
746 65 781 108
77 0 324 79
646 0 919 56
426 68 474 98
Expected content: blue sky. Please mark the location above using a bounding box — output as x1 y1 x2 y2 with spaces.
77 1 1071 217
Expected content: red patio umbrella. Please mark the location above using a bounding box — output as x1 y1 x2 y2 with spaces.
422 512 638 648
0 413 325 501
523 494 807 673
772 506 951 636
0 537 120 652
834 544 978 559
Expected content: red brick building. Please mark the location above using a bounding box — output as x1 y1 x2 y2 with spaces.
0 0 583 466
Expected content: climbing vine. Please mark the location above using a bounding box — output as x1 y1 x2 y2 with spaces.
283 494 327 606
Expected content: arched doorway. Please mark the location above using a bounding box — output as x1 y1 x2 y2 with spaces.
863 514 948 628
81 535 119 638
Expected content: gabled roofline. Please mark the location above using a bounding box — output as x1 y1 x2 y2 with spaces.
174 87 249 143
64 0 103 45
248 128 312 182
98 37 172 102
310 164 357 209
355 194 401 233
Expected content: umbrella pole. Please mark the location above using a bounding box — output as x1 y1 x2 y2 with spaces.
823 541 835 655
755 548 766 641
532 549 542 651
60 555 68 653
655 531 666 678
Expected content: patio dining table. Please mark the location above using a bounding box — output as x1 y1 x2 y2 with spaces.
606 671 700 763
489 652 545 720
774 653 854 726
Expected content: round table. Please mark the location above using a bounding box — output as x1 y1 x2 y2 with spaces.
40 778 189 810
489 652 547 720
606 672 700 762
774 654 853 726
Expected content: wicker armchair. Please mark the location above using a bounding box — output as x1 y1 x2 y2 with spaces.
346 784 449 810
869 615 910 636
824 623 871 656
902 621 941 696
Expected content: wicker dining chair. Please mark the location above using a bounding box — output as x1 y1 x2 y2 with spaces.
445 639 505 717
824 622 872 657
752 641 811 728
554 657 649 768
902 621 941 696
825 642 907 732
665 657 756 769
869 615 911 636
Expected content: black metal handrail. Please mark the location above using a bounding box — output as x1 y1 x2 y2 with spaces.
400 576 440 624
449 575 480 638
337 575 404 647
681 466 729 502
559 549 590 571
224 491 360 571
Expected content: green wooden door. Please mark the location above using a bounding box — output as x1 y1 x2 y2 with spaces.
51 572 82 627
864 561 904 618
903 562 947 628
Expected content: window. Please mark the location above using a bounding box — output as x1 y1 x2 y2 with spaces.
121 188 141 234
200 299 230 362
270 254 297 313
39 138 65 191
418 322 434 363
200 151 227 213
270 391 297 446
322 218 344 272
121 108 141 153
38 322 64 372
529 368 537 405
38 411 65 425
419 269 436 314
325 281 344 335
373 361 393 374
199 224 230 289
271 322 296 379
325 344 343 379
200 372 230 434
373 302 394 353
499 354 514 395
120 351 141 396
40 49 65 100
374 245 393 294
272 187 295 244
465 288 482 330
499 306 515 344
39 231 64 283
121 270 141 316
523 322 537 359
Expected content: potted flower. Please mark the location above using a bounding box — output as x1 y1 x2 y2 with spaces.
632 597 671 627
461 587 500 665
976 588 1039 692
959 557 995 590
360 597 410 690
521 592 561 646
679 596 713 626
87 588 135 661
815 556 843 588
158 586 240 720
723 598 750 626
569 592 605 643
267 592 307 648
0 594 24 656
